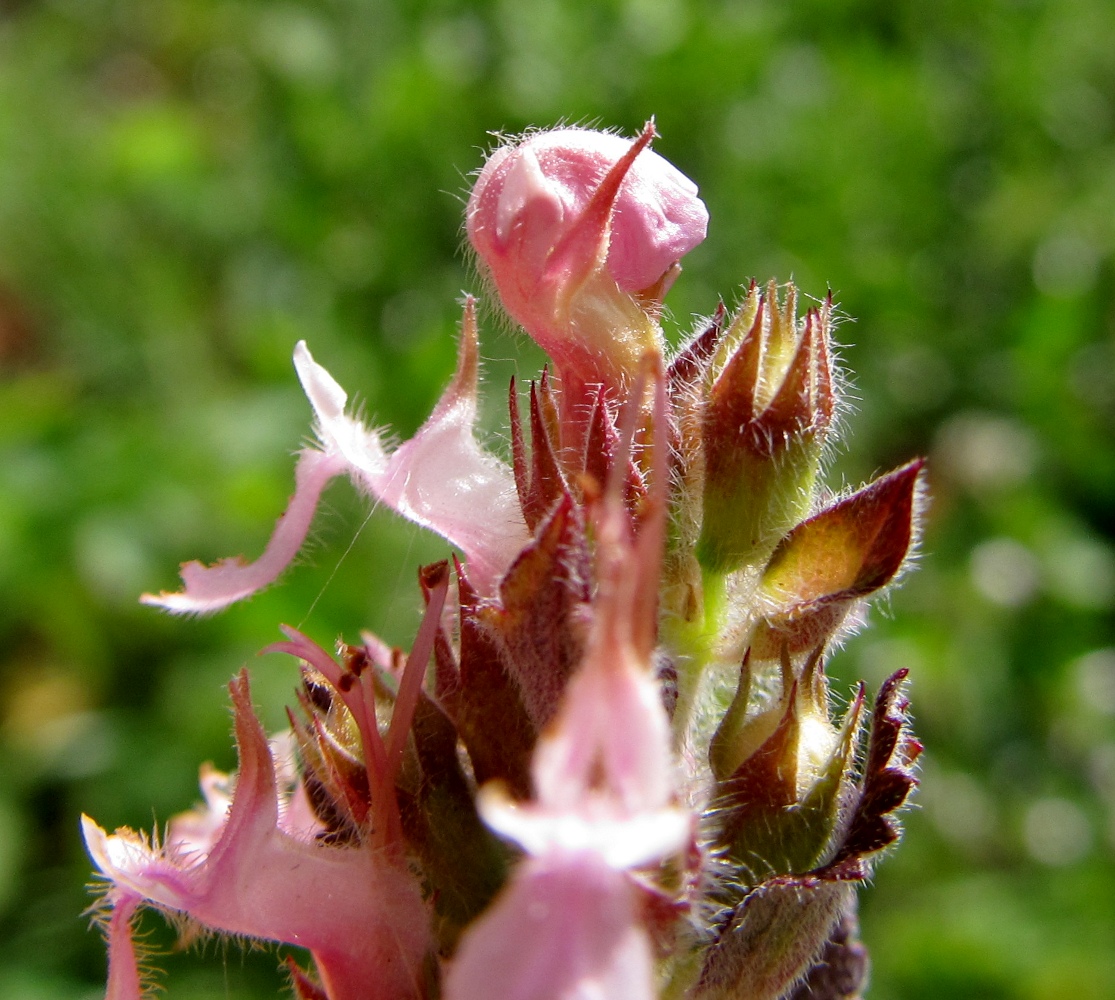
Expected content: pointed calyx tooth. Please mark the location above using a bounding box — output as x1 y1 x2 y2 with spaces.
666 301 728 396
478 494 592 731
509 375 568 532
705 281 835 455
760 302 835 446
707 294 765 427
662 305 728 608
579 384 649 517
448 557 536 799
826 668 922 877
709 649 776 783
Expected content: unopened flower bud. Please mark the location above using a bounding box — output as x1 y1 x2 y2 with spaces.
467 124 708 414
697 282 835 575
711 647 862 881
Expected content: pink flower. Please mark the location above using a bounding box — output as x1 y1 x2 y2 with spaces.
83 673 431 1000
445 851 656 1000
445 367 689 1000
142 299 527 613
467 123 708 427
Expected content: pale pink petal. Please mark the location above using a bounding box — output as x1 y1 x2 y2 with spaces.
293 339 390 482
282 779 327 841
141 448 347 614
270 731 328 840
531 654 675 816
83 673 430 1000
297 306 529 594
374 398 527 596
444 851 655 1000
359 629 399 675
491 144 566 282
144 307 527 614
481 642 688 869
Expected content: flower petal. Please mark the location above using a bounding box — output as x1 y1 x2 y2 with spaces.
141 448 347 614
99 890 145 1000
445 851 655 1000
164 763 232 862
479 785 689 870
84 672 431 1000
531 652 676 817
144 303 528 614
349 302 528 593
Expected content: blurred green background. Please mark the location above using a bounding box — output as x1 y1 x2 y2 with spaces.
0 0 1113 996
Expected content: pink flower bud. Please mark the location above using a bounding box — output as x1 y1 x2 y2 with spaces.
469 126 707 297
467 124 708 415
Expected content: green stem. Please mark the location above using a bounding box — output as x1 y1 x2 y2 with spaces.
666 567 728 742
660 949 704 1000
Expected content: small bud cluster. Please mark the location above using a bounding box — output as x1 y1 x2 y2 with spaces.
85 122 923 1000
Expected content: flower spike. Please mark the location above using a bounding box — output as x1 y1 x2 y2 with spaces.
97 120 924 1000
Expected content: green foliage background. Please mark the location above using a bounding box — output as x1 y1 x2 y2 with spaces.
0 0 1113 996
